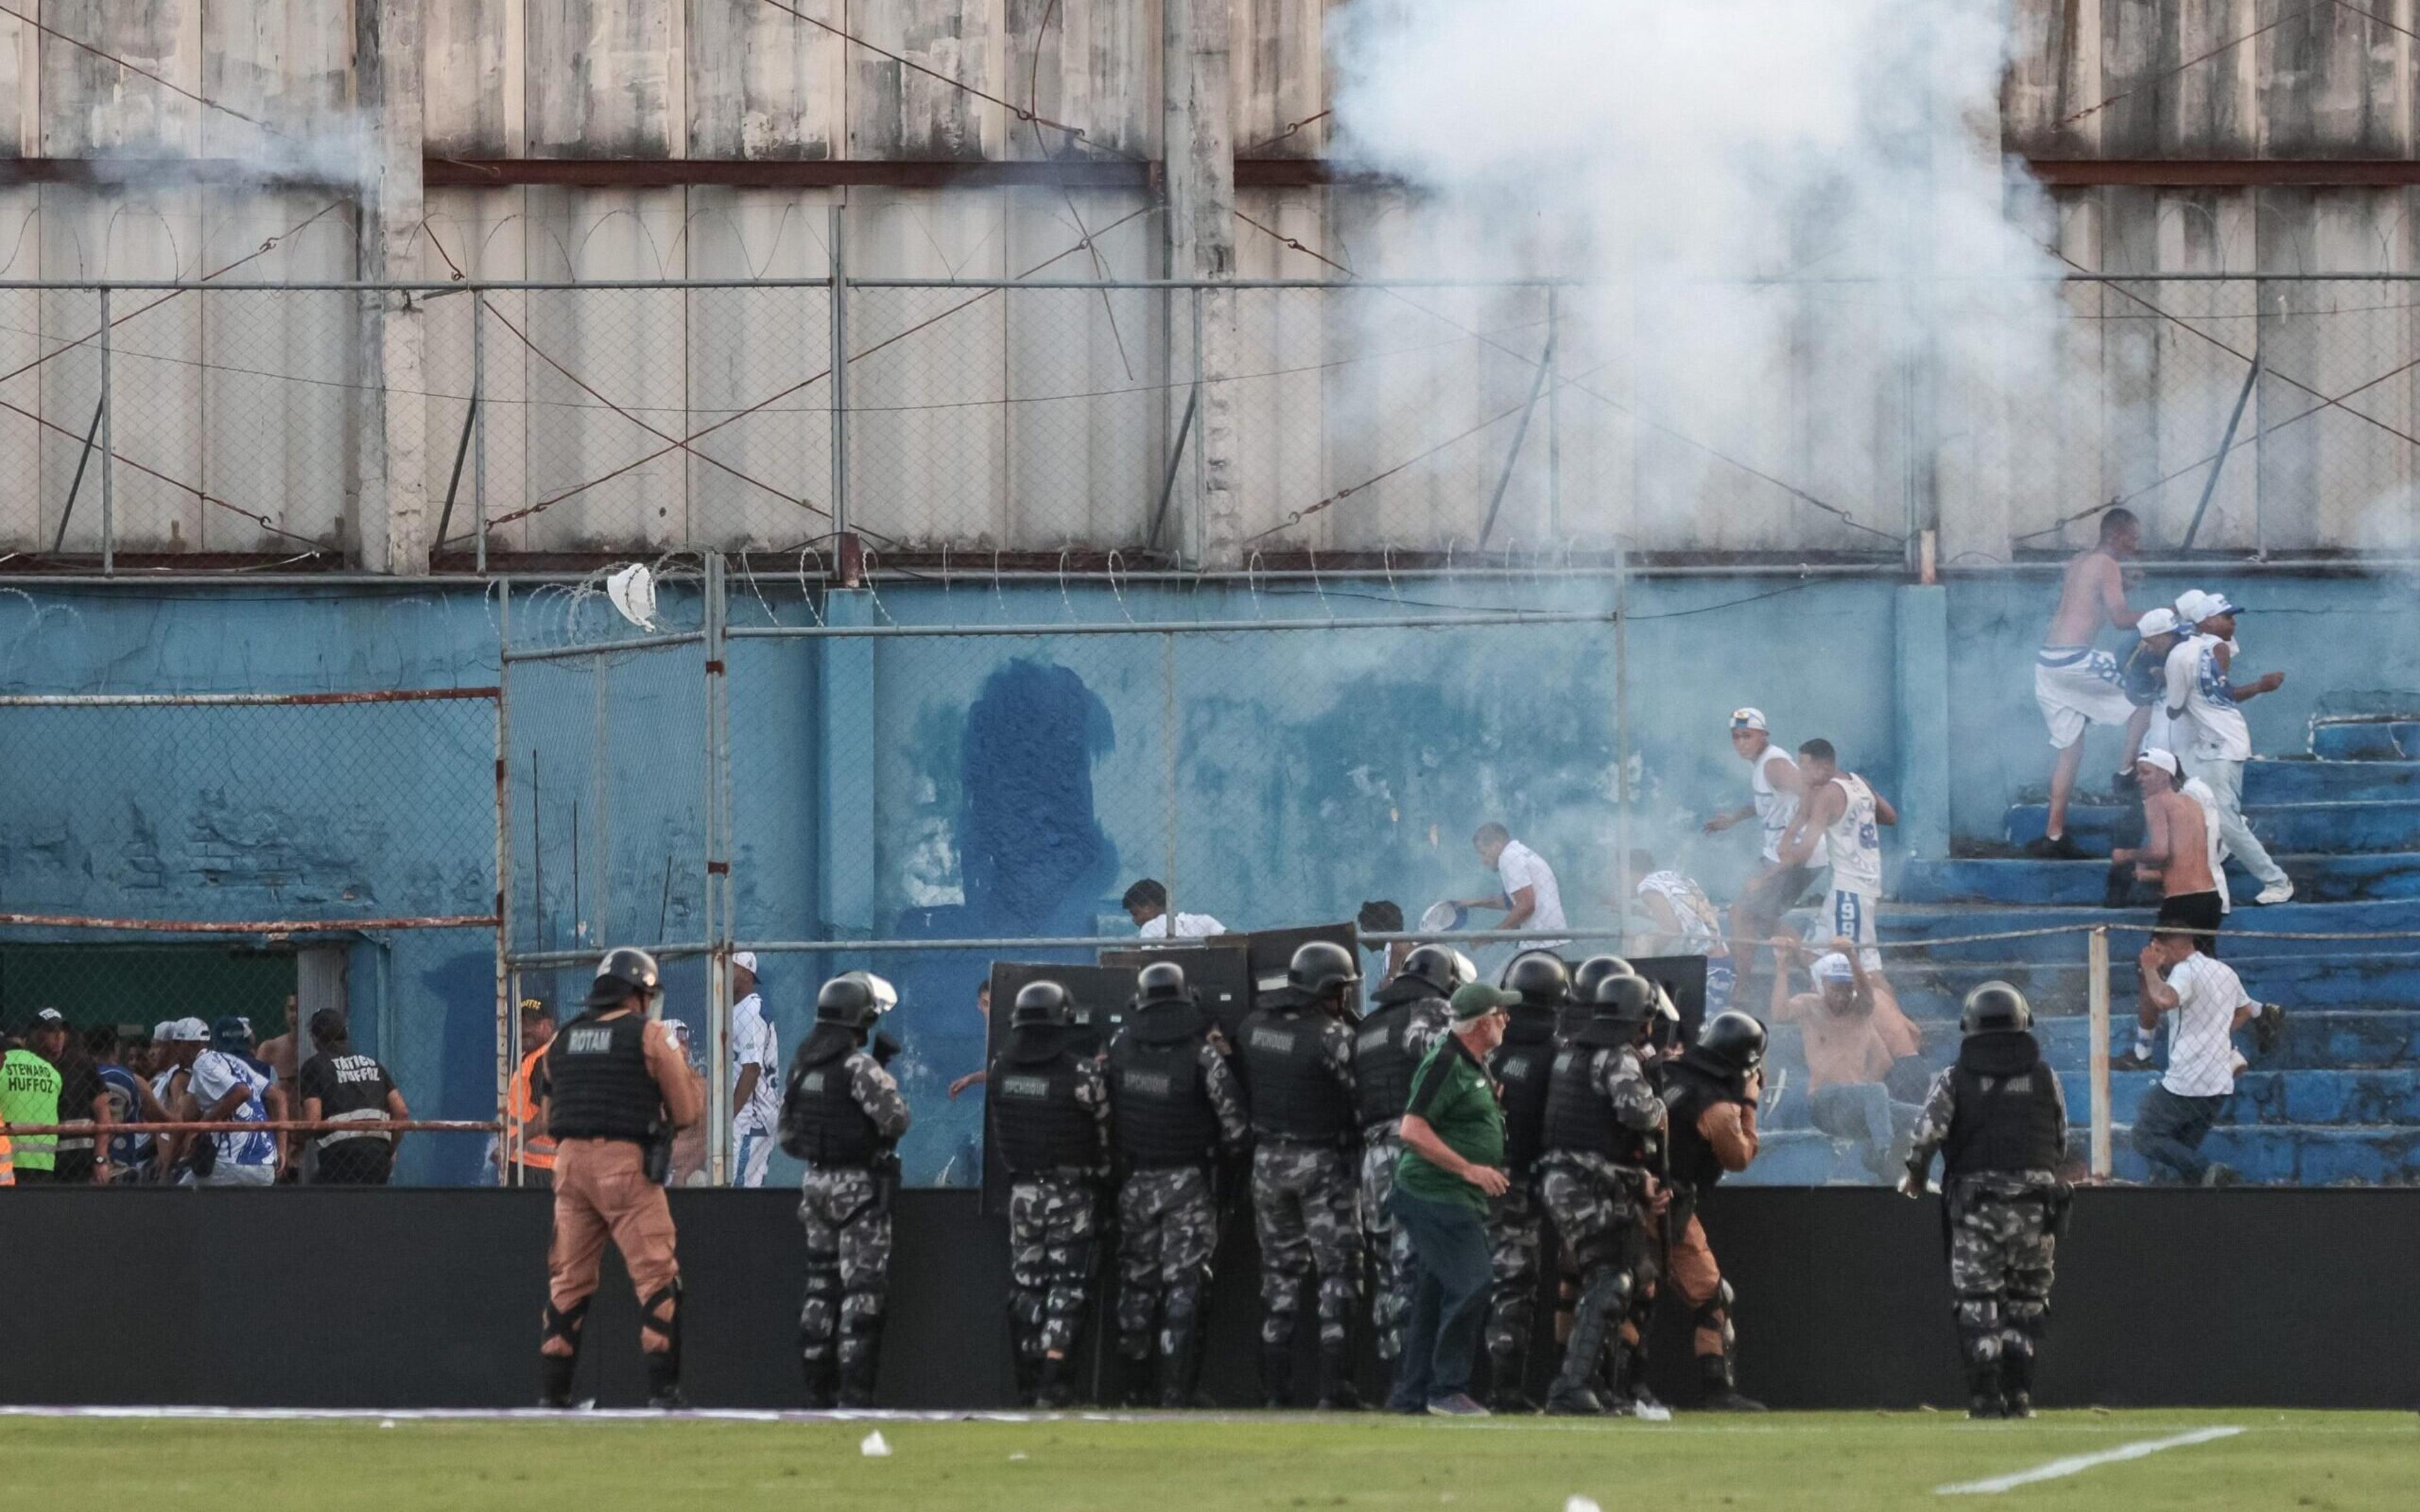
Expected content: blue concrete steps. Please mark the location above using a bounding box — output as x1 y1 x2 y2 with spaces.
2310 721 2418 761
1870 899 2420 960
1902 852 2420 905
2000 799 2420 855
1886 953 2420 1019
1766 1011 2420 1077
2245 758 2420 803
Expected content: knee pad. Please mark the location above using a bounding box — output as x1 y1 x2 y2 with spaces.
804 1254 843 1292
1581 1266 1633 1318
642 1280 684 1360
1693 1278 1736 1349
542 1296 591 1349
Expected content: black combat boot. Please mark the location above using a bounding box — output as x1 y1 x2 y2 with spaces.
1967 1354 2006 1419
1489 1346 1537 1414
838 1348 880 1410
1315 1346 1362 1411
1999 1339 2036 1419
1038 1353 1079 1409
538 1350 579 1410
1012 1351 1042 1409
1697 1353 1766 1412
1160 1324 1211 1409
1121 1351 1157 1410
1262 1342 1296 1409
644 1349 689 1411
1546 1274 1615 1415
801 1353 839 1410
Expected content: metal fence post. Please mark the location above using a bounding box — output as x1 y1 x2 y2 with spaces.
495 578 514 1184
829 205 851 544
1189 285 1207 566
704 553 732 1185
1162 631 1178 919
1546 285 1562 541
472 291 488 573
98 287 112 574
2088 925 2112 1179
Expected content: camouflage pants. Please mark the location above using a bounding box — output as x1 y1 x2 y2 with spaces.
1538 1160 1649 1383
1251 1143 1362 1351
1359 1130 1420 1361
1009 1174 1100 1363
1949 1183 2058 1365
1484 1177 1548 1361
1116 1165 1219 1361
797 1166 892 1370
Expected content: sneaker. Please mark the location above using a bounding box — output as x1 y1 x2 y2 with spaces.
1426 1393 1491 1418
2253 1003 2286 1056
2025 834 2087 860
2111 1050 2155 1072
647 1385 691 1411
2254 879 2295 905
2202 1164 2242 1188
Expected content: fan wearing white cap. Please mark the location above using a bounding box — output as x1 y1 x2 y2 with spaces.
2116 606 2187 772
1703 707 1814 960
2111 750 2226 966
729 951 782 1187
2030 507 2146 858
2162 592 2292 905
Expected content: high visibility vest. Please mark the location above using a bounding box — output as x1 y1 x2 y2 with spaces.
507 1045 556 1171
0 1050 60 1172
0 1130 14 1186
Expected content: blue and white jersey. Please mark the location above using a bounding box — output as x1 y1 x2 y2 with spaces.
1821 773 1884 897
188 1050 277 1168
96 1063 149 1167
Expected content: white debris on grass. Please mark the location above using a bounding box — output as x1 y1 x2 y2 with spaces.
1565 1497 1603 1512
860 1429 891 1458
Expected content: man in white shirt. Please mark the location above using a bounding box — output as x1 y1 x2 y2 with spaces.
186 1017 281 1187
1629 850 1735 1017
2128 931 2260 1186
2164 590 2291 905
1122 878 1226 939
1703 708 1812 960
729 951 781 1187
1458 825 1567 949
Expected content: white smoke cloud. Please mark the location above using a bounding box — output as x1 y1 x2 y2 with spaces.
1326 0 2066 551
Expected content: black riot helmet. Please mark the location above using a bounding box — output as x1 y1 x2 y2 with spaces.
1570 955 1636 1000
584 946 662 1010
1694 1011 1768 1077
815 971 898 1031
1960 980 2033 1036
1134 961 1193 1009
1501 950 1571 1009
1286 940 1361 999
1011 980 1073 1029
1587 973 1659 1028
1399 944 1476 997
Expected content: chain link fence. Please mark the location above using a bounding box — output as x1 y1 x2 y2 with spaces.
3 272 2418 565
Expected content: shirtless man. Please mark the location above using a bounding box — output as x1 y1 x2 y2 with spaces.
2111 748 2223 956
2033 508 2146 857
1703 709 1809 971
1770 941 1917 1179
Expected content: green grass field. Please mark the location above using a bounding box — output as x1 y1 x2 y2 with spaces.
10 1411 2413 1510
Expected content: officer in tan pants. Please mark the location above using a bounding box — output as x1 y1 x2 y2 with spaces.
540 948 705 1409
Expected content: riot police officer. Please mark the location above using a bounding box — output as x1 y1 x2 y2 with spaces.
1900 982 2069 1419
1537 974 1666 1414
1661 1009 1769 1411
539 947 705 1409
1482 949 1565 1411
779 971 913 1408
1563 955 1635 1043
1354 944 1473 1368
989 979 1112 1407
1106 961 1248 1406
1240 939 1363 1409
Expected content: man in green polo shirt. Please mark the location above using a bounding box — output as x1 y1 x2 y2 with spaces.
1386 982 1518 1417
1 1015 66 1184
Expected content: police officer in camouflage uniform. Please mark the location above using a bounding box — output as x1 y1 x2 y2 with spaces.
1354 944 1473 1367
1662 1010 1770 1411
1107 961 1248 1407
1240 939 1363 1409
1482 949 1566 1411
1537 974 1666 1415
1900 981 2070 1420
778 971 913 1408
989 979 1113 1407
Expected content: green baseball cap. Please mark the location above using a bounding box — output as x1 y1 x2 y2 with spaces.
1449 983 1520 1022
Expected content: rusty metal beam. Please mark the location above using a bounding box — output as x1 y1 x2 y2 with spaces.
8 155 2415 193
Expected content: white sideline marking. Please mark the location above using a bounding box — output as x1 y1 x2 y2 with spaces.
1935 1426 2242 1495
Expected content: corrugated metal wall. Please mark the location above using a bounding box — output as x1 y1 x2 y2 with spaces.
0 3 2409 559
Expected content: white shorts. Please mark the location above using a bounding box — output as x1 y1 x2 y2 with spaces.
1829 888 1884 975
2034 648 2133 750
734 1126 775 1188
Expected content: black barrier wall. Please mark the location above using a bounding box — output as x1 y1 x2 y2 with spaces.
1 1188 2410 1410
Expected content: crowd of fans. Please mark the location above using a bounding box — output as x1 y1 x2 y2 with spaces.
0 998 409 1186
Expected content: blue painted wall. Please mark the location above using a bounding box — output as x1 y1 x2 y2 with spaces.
4 565 2411 1183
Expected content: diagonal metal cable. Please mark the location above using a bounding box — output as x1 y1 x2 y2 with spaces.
2051 1 2326 130
473 205 1162 536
